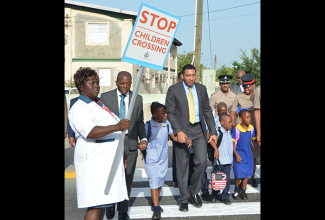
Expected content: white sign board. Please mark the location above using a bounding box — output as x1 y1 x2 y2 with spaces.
122 3 181 70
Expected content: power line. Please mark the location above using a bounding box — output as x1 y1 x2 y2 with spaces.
178 2 260 17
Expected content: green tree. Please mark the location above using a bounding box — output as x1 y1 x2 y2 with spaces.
231 47 260 86
177 51 205 80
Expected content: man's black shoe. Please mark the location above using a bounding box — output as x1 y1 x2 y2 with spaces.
179 202 189 212
152 210 161 219
189 191 202 207
118 212 130 220
105 205 115 219
251 179 258 187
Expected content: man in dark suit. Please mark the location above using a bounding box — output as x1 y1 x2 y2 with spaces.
100 71 147 220
165 64 217 212
230 70 246 95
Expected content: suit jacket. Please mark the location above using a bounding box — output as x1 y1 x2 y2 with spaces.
230 83 242 95
100 88 146 151
67 97 79 138
165 81 217 141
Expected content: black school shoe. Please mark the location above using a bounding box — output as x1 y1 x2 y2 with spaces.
251 179 258 187
151 203 164 212
152 210 161 219
240 191 248 200
233 189 241 200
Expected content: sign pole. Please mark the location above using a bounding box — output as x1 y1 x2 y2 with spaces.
104 66 145 195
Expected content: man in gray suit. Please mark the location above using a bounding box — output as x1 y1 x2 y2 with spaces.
100 71 147 220
165 64 217 212
230 70 246 95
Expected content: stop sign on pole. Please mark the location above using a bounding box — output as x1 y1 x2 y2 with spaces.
122 3 181 70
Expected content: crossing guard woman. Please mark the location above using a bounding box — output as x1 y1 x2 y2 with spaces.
68 67 130 220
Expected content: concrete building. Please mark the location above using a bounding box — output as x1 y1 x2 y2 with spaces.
64 0 182 97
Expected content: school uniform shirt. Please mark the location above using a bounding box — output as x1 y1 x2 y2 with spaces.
68 95 128 208
144 117 173 189
214 114 221 129
214 127 233 166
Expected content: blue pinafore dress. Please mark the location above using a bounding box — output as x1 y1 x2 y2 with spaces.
232 124 256 179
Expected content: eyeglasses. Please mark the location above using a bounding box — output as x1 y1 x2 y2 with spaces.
237 77 241 79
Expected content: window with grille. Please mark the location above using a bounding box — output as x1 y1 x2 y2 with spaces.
86 23 109 45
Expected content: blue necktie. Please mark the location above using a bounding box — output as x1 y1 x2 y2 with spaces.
119 94 126 119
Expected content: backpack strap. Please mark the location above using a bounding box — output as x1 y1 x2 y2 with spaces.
250 125 254 147
167 120 170 134
216 127 223 148
146 120 151 140
234 127 240 148
142 121 151 162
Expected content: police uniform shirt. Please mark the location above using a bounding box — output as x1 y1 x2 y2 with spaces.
209 90 236 116
231 91 256 126
253 86 260 109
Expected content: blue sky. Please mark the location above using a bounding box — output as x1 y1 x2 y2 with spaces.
69 0 260 70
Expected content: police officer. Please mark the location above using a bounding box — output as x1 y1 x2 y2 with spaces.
209 75 236 116
230 74 259 187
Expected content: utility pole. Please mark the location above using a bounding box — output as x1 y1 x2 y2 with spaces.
194 0 203 82
214 55 217 70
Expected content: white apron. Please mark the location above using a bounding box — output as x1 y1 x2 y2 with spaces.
68 96 128 208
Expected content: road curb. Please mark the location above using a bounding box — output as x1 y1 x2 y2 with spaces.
65 171 76 178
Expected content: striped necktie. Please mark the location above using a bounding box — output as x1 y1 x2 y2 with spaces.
188 86 196 124
119 94 126 119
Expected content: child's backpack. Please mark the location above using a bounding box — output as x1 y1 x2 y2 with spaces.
233 125 255 148
141 120 169 161
207 127 223 162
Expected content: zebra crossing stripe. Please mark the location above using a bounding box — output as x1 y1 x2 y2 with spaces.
103 202 260 219
130 184 260 198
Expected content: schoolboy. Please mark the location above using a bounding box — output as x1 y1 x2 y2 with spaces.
209 113 233 205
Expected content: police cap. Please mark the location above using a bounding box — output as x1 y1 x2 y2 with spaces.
218 75 232 84
241 74 256 88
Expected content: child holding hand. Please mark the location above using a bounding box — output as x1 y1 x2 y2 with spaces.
209 113 233 205
232 108 257 200
139 102 192 220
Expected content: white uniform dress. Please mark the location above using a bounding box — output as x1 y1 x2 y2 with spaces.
68 95 128 208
